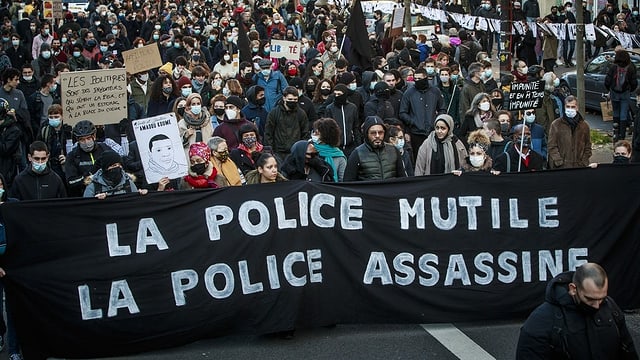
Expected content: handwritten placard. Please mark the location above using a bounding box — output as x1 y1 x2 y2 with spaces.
122 44 163 74
61 68 128 126
270 40 301 61
508 80 545 111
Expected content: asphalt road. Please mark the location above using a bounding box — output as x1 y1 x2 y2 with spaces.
28 311 626 360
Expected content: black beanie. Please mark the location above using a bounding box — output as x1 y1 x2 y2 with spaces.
100 151 123 171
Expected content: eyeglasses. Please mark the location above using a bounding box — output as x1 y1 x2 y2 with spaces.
525 111 534 116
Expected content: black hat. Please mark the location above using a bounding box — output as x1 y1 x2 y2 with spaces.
362 116 385 135
225 95 245 109
100 151 123 171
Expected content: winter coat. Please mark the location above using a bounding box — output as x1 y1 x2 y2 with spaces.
343 142 405 181
9 165 67 200
253 70 288 112
0 117 22 188
325 101 361 155
242 85 270 138
493 144 545 172
516 271 638 359
83 168 138 197
399 84 445 136
264 100 308 155
212 115 254 150
459 78 485 121
547 114 592 169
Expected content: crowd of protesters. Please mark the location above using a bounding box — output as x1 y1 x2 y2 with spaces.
0 0 636 356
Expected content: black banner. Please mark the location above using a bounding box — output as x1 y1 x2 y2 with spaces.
3 166 640 359
508 80 545 110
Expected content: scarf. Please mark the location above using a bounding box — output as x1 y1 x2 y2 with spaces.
183 111 207 128
473 111 493 128
237 142 264 160
426 129 456 174
314 143 346 182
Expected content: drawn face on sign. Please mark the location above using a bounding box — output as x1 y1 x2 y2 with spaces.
150 138 175 168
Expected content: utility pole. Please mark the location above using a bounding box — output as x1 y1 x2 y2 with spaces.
575 0 585 116
404 0 412 34
499 0 512 73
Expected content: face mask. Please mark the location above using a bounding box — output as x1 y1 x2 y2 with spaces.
225 109 237 119
320 88 331 96
469 155 485 167
23 75 33 81
305 85 316 94
369 81 377 90
138 73 149 82
190 104 202 115
112 29 119 35
230 22 236 27
261 69 271 76
11 40 18 46
182 87 193 97
162 86 173 94
287 68 297 76
492 98 502 107
330 47 338 53
216 151 229 161
0 188 4 197
311 134 320 143
334 93 348 105
263 47 270 55
174 43 181 49
32 161 47 173
515 135 531 148
565 108 577 118
87 39 97 47
395 138 405 150
425 67 435 75
252 47 259 53
155 25 161 30
213 108 225 116
440 75 450 83
44 29 50 36
483 3 491 9
194 30 201 35
414 78 428 90
243 136 257 148
80 140 95 152
519 66 528 74
451 74 459 81
484 69 493 79
406 75 414 82
153 34 160 40
100 45 109 52
222 87 230 97
62 37 68 43
634 11 639 16
177 107 185 116
104 167 123 184
553 78 560 87
42 50 51 59
524 113 535 124
285 100 298 109
223 55 231 61
50 83 57 92
348 83 357 91
479 101 491 112
500 123 510 134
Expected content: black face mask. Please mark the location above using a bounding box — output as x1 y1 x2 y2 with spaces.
255 97 266 106
376 89 390 99
320 88 332 96
577 300 600 315
177 107 185 116
104 167 123 184
305 85 316 94
191 163 207 175
515 136 531 148
492 98 503 107
244 72 253 79
285 100 298 110
334 93 348 105
213 108 225 116
414 78 428 90
613 155 630 164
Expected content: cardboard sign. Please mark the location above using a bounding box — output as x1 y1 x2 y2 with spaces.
122 44 163 75
61 68 128 126
270 40 301 61
508 80 545 111
132 113 188 183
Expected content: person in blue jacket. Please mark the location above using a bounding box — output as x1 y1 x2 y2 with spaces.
253 59 288 112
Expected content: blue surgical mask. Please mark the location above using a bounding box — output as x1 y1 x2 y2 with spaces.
451 74 459 81
190 105 202 115
181 87 192 97
174 42 181 48
369 81 377 90
49 118 61 128
426 67 435 75
524 113 535 124
484 69 493 79
553 78 560 87
395 138 405 150
50 83 57 92
261 69 271 76
100 45 108 52
349 83 357 91
32 161 47 173
0 188 4 197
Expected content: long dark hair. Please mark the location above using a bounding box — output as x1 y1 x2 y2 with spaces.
149 75 178 101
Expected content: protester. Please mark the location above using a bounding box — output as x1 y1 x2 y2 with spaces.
83 151 146 199
245 152 287 184
548 95 592 168
455 130 495 174
212 95 252 150
207 136 243 187
281 140 334 182
264 86 308 160
311 118 347 182
182 142 218 190
415 114 467 176
516 263 638 359
493 124 546 172
10 141 66 200
605 49 637 141
179 93 214 156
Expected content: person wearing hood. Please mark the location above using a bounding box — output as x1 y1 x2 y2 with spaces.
179 93 213 156
336 71 364 118
181 142 218 190
242 85 269 138
364 82 394 120
83 151 145 198
31 42 56 80
230 124 270 175
344 116 405 181
10 140 66 200
548 95 592 168
399 68 446 155
459 62 486 121
0 98 22 188
356 70 379 105
516 263 638 359
289 77 318 130
212 95 252 150
414 114 467 176
325 84 361 156
265 86 309 160
281 139 334 182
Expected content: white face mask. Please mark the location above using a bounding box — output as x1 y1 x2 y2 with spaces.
469 155 485 167
311 134 320 143
225 109 237 119
479 101 491 112
138 74 148 82
524 114 535 124
565 108 577 118
348 83 357 91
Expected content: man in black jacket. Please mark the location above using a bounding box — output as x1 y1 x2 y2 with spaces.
493 124 545 172
10 140 66 200
516 263 638 359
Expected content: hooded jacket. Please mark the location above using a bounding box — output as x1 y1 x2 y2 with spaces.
281 140 334 182
10 163 67 200
355 71 377 105
264 99 309 154
516 271 638 359
83 168 138 197
242 85 269 137
325 99 361 156
399 82 446 136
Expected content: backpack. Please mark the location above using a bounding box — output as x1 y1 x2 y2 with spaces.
613 65 628 93
460 40 480 68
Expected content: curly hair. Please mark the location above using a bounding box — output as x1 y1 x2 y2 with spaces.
313 118 342 147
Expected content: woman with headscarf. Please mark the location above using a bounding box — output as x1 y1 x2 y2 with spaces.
415 114 467 176
281 140 334 182
456 92 496 147
181 142 218 189
178 93 213 156
311 117 347 182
